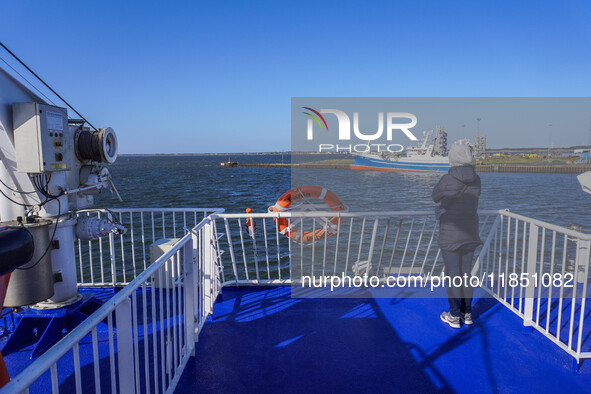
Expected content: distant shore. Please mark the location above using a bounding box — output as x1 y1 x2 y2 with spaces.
233 159 591 174
119 146 589 157
120 152 305 156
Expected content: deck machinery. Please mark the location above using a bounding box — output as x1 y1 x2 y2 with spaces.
0 66 125 366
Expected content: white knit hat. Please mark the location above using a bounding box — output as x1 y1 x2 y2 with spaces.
448 144 473 166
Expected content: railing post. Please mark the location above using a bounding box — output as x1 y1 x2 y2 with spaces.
183 240 196 354
472 215 501 277
115 298 136 393
211 221 221 301
202 220 214 315
108 212 117 285
575 238 590 356
366 219 379 274
192 221 201 332
523 223 538 326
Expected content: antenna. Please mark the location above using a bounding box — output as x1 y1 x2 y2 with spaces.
588 104 591 149
548 124 553 162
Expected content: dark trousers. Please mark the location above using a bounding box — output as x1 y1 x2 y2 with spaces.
441 248 475 317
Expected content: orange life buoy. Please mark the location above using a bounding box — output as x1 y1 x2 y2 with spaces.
245 208 256 237
270 186 346 243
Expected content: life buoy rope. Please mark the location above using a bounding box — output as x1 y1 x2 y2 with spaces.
245 207 256 238
269 186 346 243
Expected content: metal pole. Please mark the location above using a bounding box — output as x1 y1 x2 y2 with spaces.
524 224 539 326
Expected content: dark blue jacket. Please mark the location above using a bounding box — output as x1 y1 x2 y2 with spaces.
432 165 482 252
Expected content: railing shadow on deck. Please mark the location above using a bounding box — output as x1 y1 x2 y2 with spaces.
4 208 591 392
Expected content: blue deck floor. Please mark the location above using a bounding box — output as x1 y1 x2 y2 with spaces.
2 286 590 392
177 286 591 393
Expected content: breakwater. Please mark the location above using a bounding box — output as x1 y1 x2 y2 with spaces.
474 164 591 173
236 162 591 173
238 163 348 169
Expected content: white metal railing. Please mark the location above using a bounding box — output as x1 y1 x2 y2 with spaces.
215 209 591 363
212 210 499 286
474 210 591 363
6 208 591 393
74 208 224 286
4 217 222 393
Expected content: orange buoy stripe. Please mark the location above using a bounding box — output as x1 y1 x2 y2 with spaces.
271 186 345 243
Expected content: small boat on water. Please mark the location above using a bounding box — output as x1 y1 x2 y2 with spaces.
220 157 238 167
350 127 450 172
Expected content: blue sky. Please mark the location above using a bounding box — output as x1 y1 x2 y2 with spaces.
1 0 591 153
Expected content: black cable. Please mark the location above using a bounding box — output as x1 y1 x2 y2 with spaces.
0 186 31 207
0 173 63 270
0 174 63 211
24 183 56 217
31 176 44 199
0 167 66 271
0 55 57 106
0 177 37 194
32 174 56 200
41 174 59 199
34 175 47 197
17 197 60 271
25 205 38 217
0 41 98 131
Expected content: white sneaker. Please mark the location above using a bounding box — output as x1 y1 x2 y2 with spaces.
462 313 473 325
440 312 461 328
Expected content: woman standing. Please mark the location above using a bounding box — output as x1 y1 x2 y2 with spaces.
432 143 482 328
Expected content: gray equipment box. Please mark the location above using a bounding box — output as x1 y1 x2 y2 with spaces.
150 238 181 288
13 102 70 173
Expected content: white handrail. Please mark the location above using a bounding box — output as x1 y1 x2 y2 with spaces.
6 207 590 392
75 208 225 286
212 209 501 219
4 218 215 393
79 207 225 213
477 210 591 364
499 209 591 240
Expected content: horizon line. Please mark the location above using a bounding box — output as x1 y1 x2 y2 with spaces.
118 145 591 156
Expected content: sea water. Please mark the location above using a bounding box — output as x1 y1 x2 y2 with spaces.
98 154 591 229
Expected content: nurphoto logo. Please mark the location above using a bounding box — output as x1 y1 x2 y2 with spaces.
302 107 419 152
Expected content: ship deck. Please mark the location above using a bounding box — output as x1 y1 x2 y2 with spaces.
175 286 591 393
3 209 591 393
2 285 591 393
